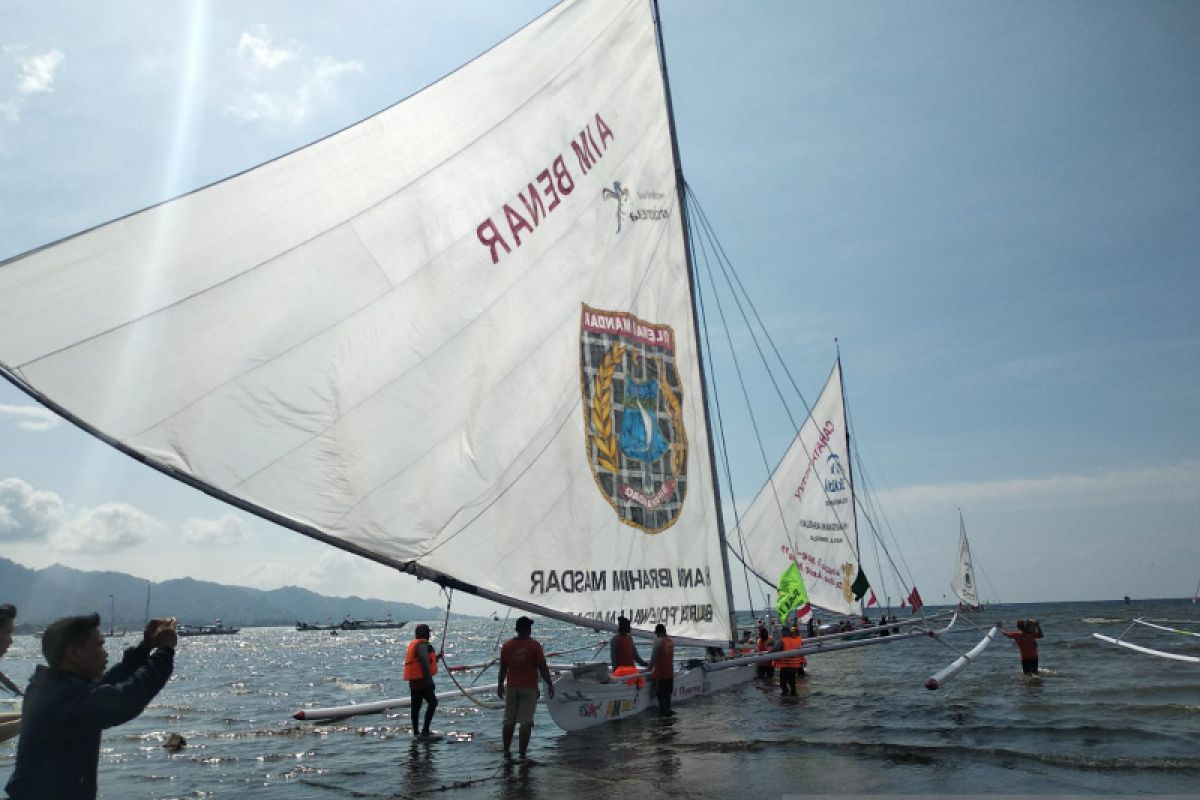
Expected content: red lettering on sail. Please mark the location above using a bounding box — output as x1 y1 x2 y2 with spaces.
477 218 510 265
475 112 610 265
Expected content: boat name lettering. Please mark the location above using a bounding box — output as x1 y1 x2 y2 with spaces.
528 566 709 595
580 604 714 625
792 421 836 501
796 518 847 532
477 112 615 265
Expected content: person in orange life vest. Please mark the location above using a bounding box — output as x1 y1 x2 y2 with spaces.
609 616 646 675
1002 619 1044 674
754 626 775 680
403 624 439 736
647 623 676 713
771 625 807 696
497 616 554 759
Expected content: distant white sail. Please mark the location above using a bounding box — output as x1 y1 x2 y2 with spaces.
950 512 979 607
0 0 734 643
735 360 861 617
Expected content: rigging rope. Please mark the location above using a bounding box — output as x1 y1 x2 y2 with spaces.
685 183 949 626
687 186 861 566
436 588 505 710
689 207 758 619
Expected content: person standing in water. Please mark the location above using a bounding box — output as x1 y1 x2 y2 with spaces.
772 624 807 696
403 624 439 737
647 623 675 713
1002 619 1044 674
496 616 554 759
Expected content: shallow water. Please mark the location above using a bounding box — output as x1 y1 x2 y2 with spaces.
1 599 1198 798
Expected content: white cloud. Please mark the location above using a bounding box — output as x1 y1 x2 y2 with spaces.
878 461 1200 513
48 502 161 553
17 49 65 95
182 513 250 545
0 403 62 432
0 478 162 554
0 477 66 540
236 26 296 71
223 26 363 126
0 47 65 124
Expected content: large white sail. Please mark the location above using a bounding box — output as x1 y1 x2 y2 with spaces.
950 512 979 607
735 360 861 617
0 1 734 643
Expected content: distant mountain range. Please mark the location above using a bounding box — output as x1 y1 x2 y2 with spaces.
0 557 445 630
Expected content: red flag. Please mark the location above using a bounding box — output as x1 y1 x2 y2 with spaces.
867 591 878 608
907 586 924 613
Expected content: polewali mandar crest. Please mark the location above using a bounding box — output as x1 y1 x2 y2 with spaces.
580 304 688 534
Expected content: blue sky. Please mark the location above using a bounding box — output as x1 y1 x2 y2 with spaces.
1 1 1197 615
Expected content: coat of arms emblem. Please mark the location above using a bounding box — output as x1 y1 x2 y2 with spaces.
580 305 688 533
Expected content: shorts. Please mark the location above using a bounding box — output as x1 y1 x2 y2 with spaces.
503 686 539 726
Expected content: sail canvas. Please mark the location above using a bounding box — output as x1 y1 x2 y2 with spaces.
735 360 861 616
0 0 734 643
951 514 979 607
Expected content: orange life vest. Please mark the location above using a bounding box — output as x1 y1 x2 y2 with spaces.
403 639 438 680
777 634 807 668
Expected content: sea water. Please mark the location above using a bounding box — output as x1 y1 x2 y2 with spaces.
1 599 1197 798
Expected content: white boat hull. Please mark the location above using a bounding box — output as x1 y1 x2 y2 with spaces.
546 663 755 731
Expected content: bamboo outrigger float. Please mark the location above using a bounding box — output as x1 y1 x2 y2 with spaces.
1092 618 1200 664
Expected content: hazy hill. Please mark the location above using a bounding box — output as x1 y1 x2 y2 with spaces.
0 557 442 630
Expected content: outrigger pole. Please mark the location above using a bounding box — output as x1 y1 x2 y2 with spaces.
924 625 999 690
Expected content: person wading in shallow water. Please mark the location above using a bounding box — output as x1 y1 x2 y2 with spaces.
647 623 676 713
496 616 554 759
403 624 439 737
1002 619 1044 674
772 624 807 696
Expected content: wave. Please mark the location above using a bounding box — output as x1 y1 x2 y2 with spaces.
740 738 1200 773
328 676 382 692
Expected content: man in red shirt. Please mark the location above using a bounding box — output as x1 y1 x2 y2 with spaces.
647 623 675 713
609 615 647 672
1002 619 1044 674
496 616 554 759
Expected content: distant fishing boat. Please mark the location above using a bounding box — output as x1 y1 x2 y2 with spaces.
295 620 339 631
178 619 239 637
337 616 407 632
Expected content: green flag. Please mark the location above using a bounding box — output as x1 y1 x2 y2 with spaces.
851 567 871 601
776 562 811 625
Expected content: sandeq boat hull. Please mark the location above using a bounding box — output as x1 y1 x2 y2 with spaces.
546 663 755 731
